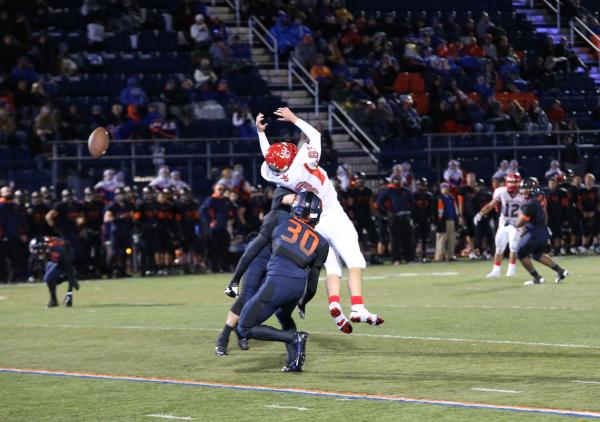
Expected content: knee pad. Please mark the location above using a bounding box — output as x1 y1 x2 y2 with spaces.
324 248 343 277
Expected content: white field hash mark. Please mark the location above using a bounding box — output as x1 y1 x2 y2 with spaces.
573 380 600 385
472 388 522 394
265 404 310 411
12 323 600 350
146 414 194 420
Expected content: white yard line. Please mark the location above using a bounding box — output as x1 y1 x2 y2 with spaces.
377 304 593 311
146 414 194 420
572 380 600 385
265 404 310 411
0 296 6 300
472 388 522 394
11 323 600 350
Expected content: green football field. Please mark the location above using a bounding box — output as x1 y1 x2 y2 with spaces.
1 257 600 421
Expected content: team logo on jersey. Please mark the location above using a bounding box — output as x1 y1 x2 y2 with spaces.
295 181 319 195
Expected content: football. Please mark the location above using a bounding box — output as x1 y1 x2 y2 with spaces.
87 127 110 158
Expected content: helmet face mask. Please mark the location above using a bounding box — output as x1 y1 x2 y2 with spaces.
291 192 323 227
265 142 298 174
519 177 535 198
506 173 521 194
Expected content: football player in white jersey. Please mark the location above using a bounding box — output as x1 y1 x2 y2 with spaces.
473 173 525 277
256 107 383 333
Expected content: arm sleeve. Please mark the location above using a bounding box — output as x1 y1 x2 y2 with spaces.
271 186 295 211
258 131 270 157
299 242 329 308
230 234 269 283
295 119 321 156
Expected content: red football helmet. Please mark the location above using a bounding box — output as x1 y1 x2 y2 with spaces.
265 142 297 173
506 172 521 193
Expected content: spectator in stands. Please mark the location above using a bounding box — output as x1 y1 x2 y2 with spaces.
528 100 552 132
33 105 58 145
160 79 187 120
170 171 190 190
398 95 422 137
0 35 26 71
443 160 463 193
10 57 38 84
562 135 580 172
107 104 128 140
547 99 565 130
508 159 520 175
150 166 173 190
545 160 564 180
209 40 231 71
190 14 210 48
88 104 107 129
232 104 256 138
556 36 588 73
119 76 148 107
60 105 88 140
229 34 252 62
476 12 494 39
87 19 106 50
484 100 510 132
0 105 16 145
193 58 217 87
310 54 333 99
508 100 529 131
30 82 49 109
493 160 509 180
29 34 58 74
482 34 497 61
208 16 228 42
293 34 317 68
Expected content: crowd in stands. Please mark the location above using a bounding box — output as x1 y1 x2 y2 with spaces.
0 0 270 158
256 0 600 141
1 158 598 283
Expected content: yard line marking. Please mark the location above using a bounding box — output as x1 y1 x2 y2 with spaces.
377 304 593 311
0 296 6 300
1 368 600 419
472 388 522 394
573 381 600 385
265 404 310 411
11 323 600 350
146 414 194 420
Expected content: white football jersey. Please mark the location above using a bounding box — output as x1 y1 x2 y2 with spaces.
259 119 341 216
493 186 526 227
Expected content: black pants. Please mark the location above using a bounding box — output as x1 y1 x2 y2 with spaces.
389 215 414 262
474 218 494 253
209 230 230 272
415 220 431 258
355 216 378 244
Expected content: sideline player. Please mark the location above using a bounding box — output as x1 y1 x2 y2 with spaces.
516 178 569 285
235 192 328 371
255 107 383 332
474 173 524 277
30 236 79 308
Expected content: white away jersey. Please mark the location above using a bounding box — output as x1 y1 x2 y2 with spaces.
493 186 526 226
261 143 341 215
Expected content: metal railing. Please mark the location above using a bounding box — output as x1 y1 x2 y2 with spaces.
328 102 380 163
49 137 266 189
423 129 600 174
221 0 240 27
288 58 319 115
569 17 600 70
535 0 561 31
248 16 279 69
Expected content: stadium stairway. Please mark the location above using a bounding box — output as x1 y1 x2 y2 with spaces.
207 2 380 176
512 0 600 85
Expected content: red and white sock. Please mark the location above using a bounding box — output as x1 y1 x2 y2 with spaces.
328 295 352 334
350 296 384 326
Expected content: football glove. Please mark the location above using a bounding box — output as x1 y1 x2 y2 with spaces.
224 280 239 298
473 213 482 225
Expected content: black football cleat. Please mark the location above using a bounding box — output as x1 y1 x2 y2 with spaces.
224 281 239 298
281 363 302 372
555 269 569 284
46 299 58 309
215 345 228 356
291 332 309 370
63 293 73 307
237 338 250 350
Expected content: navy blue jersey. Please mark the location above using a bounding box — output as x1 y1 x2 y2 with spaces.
521 198 547 233
106 202 133 231
260 212 329 278
53 201 84 240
